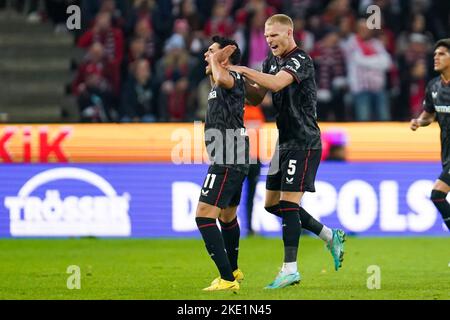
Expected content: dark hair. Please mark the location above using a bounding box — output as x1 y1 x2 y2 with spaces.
212 35 241 65
434 38 450 52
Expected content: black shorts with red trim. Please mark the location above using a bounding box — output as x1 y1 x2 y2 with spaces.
438 164 450 186
199 165 247 209
266 149 322 192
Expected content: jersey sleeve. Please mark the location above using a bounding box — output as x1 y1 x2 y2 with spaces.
423 82 435 113
230 71 242 86
229 70 246 92
281 53 313 84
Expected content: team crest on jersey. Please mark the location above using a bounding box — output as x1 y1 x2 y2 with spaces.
208 91 217 100
432 91 438 100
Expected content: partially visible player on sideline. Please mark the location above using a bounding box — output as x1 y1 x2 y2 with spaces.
410 39 450 231
228 14 345 289
195 36 249 291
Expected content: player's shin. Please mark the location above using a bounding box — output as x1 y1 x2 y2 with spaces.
431 190 450 229
279 200 301 274
219 217 240 271
196 217 235 281
299 207 332 242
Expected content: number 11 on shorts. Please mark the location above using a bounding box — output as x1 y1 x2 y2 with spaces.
204 174 217 189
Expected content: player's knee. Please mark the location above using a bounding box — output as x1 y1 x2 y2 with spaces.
195 206 208 218
264 204 282 217
219 207 237 223
196 202 217 218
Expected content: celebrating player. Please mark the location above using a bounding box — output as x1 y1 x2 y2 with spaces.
228 14 346 289
410 39 450 231
195 36 249 291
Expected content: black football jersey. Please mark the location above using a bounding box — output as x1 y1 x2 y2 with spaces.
262 47 321 150
205 71 249 174
423 76 450 168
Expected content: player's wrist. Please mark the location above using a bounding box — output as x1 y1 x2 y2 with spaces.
417 119 430 126
240 66 251 77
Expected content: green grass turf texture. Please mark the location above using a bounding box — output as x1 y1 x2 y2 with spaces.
0 236 449 300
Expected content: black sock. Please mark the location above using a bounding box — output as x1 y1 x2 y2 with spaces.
299 206 324 236
431 190 450 229
196 217 234 281
265 204 282 217
279 200 301 263
219 217 240 271
266 203 325 236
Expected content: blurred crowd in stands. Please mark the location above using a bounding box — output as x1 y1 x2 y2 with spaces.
6 0 450 123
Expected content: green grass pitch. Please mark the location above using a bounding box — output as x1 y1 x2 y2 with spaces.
0 237 449 300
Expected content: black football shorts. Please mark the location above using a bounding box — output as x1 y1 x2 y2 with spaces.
438 164 450 186
266 149 322 192
199 165 246 209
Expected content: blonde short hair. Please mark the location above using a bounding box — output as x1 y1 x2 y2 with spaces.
265 14 294 29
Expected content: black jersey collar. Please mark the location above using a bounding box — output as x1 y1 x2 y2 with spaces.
279 46 300 62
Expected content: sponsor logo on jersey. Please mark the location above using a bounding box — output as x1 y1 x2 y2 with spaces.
298 54 306 60
208 91 217 100
291 58 301 70
201 189 209 197
434 105 450 113
269 65 277 73
284 65 297 73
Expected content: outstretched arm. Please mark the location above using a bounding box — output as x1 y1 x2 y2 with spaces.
210 58 235 89
410 111 435 131
205 45 238 89
244 78 268 106
229 65 294 93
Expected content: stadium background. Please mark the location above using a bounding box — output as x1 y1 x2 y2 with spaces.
0 0 449 238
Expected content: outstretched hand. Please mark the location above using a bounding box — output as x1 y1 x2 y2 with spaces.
410 119 420 131
212 45 237 63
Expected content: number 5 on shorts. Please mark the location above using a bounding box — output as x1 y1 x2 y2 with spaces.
287 160 297 175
